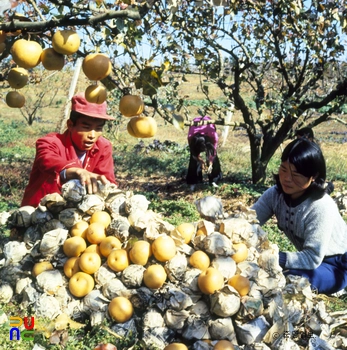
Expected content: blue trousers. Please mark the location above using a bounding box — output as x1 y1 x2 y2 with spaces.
284 253 347 295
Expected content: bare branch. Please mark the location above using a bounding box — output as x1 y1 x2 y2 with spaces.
299 80 347 111
0 8 143 33
328 116 347 126
27 0 46 21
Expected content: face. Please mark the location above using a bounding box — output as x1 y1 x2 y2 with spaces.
278 161 313 199
67 116 105 152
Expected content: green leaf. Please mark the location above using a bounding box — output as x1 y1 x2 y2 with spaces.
116 18 125 32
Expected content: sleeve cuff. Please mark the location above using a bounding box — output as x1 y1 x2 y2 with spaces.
279 252 287 268
60 169 67 182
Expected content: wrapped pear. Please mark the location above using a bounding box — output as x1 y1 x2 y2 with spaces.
219 217 254 242
143 308 165 329
105 192 127 216
78 194 105 214
34 294 61 319
39 228 68 257
165 285 193 311
95 181 120 199
125 193 150 214
82 290 109 313
210 285 241 317
0 211 11 225
234 316 270 345
121 264 146 288
102 278 127 300
39 193 66 213
208 317 237 344
211 256 237 280
31 207 54 225
40 219 66 235
3 241 28 265
107 215 130 241
94 264 117 286
166 252 187 282
164 309 190 330
203 232 233 256
36 270 64 295
195 196 223 222
61 179 86 203
8 206 35 227
0 283 13 303
58 208 83 228
182 315 211 340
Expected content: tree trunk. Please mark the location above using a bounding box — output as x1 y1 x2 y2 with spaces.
249 132 284 184
248 133 265 184
251 157 269 184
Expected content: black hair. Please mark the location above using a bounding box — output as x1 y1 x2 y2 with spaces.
69 110 106 126
69 110 80 125
274 138 326 198
296 127 314 141
205 139 215 162
190 133 215 155
190 133 207 156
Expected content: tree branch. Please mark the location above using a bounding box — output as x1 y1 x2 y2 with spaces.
328 116 347 126
0 8 143 33
183 118 248 129
292 48 309 94
299 80 347 111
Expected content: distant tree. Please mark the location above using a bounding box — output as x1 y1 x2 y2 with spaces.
154 0 347 183
1 0 347 183
19 73 64 125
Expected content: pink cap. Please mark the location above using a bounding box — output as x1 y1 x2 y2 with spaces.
71 92 115 120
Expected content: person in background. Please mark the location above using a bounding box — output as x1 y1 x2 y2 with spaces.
252 138 347 295
186 116 222 190
21 92 117 207
295 127 314 141
295 126 334 194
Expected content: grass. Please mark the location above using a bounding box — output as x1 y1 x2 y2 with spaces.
264 221 297 252
146 193 201 225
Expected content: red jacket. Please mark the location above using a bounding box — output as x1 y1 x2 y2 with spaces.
21 130 117 207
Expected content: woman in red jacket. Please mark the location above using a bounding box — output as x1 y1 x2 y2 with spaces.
21 92 117 207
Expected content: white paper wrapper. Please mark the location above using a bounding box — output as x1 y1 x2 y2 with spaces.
78 194 105 214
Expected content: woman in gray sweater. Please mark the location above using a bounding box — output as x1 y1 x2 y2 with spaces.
252 138 347 294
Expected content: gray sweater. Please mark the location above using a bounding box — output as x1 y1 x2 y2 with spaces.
252 186 347 270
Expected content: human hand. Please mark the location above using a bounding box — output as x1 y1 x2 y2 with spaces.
65 168 110 194
197 155 206 169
